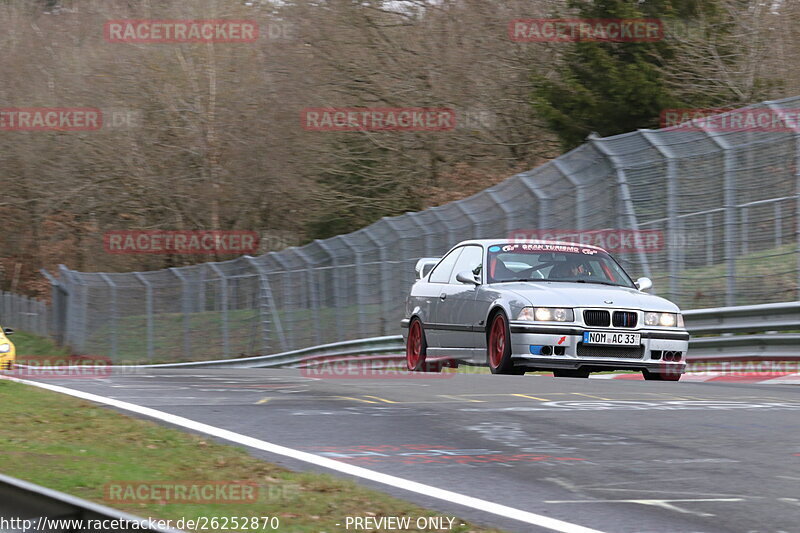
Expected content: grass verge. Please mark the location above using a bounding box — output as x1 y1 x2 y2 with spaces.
0 379 502 533
10 330 71 359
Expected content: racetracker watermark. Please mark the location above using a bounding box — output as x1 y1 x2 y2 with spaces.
301 108 456 132
104 20 258 43
509 19 663 42
4 356 112 379
104 481 258 504
689 360 800 376
661 108 800 132
104 230 260 255
300 358 456 379
0 108 101 131
509 229 664 253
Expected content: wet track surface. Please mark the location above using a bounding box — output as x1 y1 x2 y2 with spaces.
26 369 800 533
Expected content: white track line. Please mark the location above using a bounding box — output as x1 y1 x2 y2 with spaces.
3 376 604 533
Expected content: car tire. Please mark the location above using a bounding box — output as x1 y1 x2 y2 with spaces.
553 369 590 378
643 369 681 381
487 312 525 375
406 318 442 372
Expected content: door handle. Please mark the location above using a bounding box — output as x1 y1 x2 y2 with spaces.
439 293 447 300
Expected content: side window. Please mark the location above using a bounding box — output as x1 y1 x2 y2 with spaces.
429 248 463 283
449 246 483 284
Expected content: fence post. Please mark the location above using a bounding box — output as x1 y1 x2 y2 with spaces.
99 274 118 362
41 269 65 345
169 268 192 360
700 128 737 306
640 131 678 300
552 159 585 230
486 190 516 237
289 249 322 345
207 263 230 358
59 269 90 353
314 242 343 342
244 256 287 353
339 236 367 339
517 169 552 229
763 102 800 301
740 207 748 255
133 273 154 361
589 135 654 281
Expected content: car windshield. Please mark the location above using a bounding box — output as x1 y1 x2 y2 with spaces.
486 243 635 287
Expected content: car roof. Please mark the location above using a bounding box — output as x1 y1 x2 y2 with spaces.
454 239 608 253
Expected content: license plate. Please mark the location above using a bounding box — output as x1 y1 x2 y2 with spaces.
583 331 640 346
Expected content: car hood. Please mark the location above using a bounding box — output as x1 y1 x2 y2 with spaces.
493 281 681 312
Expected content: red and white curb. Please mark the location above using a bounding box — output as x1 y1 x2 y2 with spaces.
591 372 800 384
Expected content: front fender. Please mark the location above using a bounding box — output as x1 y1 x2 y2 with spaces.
484 292 529 327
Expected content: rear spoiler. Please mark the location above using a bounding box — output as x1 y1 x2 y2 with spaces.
415 258 440 280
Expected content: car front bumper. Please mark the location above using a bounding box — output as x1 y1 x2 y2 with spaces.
509 322 689 373
0 354 15 371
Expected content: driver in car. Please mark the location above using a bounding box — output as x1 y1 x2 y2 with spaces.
549 256 592 280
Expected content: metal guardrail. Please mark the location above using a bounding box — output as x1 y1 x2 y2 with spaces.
683 302 800 360
14 336 407 372
0 473 184 532
14 302 800 372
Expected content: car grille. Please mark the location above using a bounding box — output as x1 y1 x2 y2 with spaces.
583 310 610 327
577 343 644 359
613 311 638 328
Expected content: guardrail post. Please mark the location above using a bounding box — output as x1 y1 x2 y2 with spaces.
208 263 230 359
169 268 192 360
133 273 154 361
99 274 118 361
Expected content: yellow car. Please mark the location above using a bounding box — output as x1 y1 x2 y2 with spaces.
0 327 15 370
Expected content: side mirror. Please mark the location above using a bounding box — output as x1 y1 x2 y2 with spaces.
455 270 480 286
3 328 13 336
415 258 440 280
635 277 653 292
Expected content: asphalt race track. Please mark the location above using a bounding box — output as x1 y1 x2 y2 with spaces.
25 369 800 533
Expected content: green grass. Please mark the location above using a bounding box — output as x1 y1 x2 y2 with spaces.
652 243 799 309
10 330 71 357
0 380 503 533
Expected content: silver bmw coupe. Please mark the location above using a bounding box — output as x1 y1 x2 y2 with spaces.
400 240 689 380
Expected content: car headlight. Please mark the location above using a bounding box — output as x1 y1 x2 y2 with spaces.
518 307 574 322
644 312 681 327
0 343 10 353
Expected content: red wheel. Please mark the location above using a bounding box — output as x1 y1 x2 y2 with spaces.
406 319 427 371
489 315 506 368
487 312 524 375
